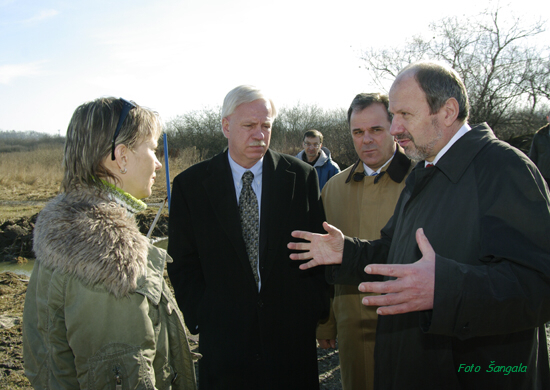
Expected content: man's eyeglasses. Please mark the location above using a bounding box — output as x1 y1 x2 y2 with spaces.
111 98 137 160
303 142 320 149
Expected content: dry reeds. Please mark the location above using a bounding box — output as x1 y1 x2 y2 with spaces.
0 145 64 200
0 144 204 203
150 146 204 203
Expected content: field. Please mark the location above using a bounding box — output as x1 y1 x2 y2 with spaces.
0 144 202 215
0 146 342 389
1 144 548 389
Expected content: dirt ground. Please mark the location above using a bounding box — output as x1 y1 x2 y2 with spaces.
0 272 28 389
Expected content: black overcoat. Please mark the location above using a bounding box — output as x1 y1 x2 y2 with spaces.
332 124 550 389
168 149 329 390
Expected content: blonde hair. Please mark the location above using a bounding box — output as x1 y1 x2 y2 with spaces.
61 97 162 192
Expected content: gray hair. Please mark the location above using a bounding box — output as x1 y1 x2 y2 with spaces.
221 85 277 120
347 93 391 125
399 61 470 122
61 97 163 192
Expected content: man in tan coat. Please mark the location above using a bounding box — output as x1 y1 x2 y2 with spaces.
316 93 412 390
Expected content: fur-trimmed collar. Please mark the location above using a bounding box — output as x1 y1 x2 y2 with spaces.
32 188 149 298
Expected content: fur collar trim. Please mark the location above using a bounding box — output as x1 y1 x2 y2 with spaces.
32 189 149 298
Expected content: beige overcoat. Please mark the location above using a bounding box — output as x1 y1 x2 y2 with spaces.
316 147 411 390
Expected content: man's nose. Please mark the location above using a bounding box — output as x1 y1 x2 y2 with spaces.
362 132 373 144
252 126 264 139
390 119 402 136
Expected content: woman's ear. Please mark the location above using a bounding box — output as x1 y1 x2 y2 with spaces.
114 144 129 172
103 144 128 179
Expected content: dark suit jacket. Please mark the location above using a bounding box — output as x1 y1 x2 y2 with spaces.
168 149 329 390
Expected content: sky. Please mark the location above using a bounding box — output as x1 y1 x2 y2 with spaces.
1 0 549 135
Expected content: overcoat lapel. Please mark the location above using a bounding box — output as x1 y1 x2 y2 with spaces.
202 151 257 289
259 150 294 284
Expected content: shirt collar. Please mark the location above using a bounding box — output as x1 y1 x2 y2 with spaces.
363 151 395 176
425 123 471 167
227 153 263 180
345 146 411 184
417 123 496 184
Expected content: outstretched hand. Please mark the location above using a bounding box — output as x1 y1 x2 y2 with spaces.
359 228 435 315
288 222 344 270
317 339 337 349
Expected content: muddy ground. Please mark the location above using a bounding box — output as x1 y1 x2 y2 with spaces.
0 212 342 389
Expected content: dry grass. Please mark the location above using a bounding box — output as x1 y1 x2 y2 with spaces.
0 146 64 201
0 145 202 220
151 146 204 203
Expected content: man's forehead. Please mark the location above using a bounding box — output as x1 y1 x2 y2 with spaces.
233 100 272 119
389 73 421 105
305 136 321 142
351 104 391 125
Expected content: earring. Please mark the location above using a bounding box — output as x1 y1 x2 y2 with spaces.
120 167 127 174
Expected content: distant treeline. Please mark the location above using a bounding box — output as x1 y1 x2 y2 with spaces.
2 103 544 168
163 104 544 169
0 130 65 153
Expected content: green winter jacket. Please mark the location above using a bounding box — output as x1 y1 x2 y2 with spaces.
23 189 198 389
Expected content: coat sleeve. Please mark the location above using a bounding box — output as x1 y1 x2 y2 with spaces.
528 131 539 164
167 173 205 335
429 148 550 339
326 196 398 286
304 165 332 321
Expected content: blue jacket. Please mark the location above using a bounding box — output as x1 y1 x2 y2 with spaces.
296 147 340 190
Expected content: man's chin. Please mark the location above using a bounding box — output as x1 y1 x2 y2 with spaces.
247 148 267 160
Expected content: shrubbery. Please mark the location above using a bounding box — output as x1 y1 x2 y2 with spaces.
2 102 546 172
162 104 546 168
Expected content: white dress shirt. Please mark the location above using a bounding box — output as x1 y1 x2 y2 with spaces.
227 153 263 290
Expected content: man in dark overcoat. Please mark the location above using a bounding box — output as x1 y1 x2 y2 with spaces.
168 85 329 390
529 110 550 184
289 62 550 389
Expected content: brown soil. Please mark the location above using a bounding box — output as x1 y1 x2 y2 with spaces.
0 272 28 389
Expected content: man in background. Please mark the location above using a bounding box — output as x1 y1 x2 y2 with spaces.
316 93 411 390
296 129 340 190
168 85 328 390
529 110 550 184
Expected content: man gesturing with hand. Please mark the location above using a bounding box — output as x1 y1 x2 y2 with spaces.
288 61 550 390
290 225 435 315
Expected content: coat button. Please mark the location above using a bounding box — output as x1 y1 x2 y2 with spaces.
258 299 263 308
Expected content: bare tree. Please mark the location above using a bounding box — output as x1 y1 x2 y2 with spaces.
361 7 550 139
271 104 353 167
164 107 225 159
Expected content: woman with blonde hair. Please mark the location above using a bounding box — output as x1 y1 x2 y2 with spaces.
23 97 197 389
